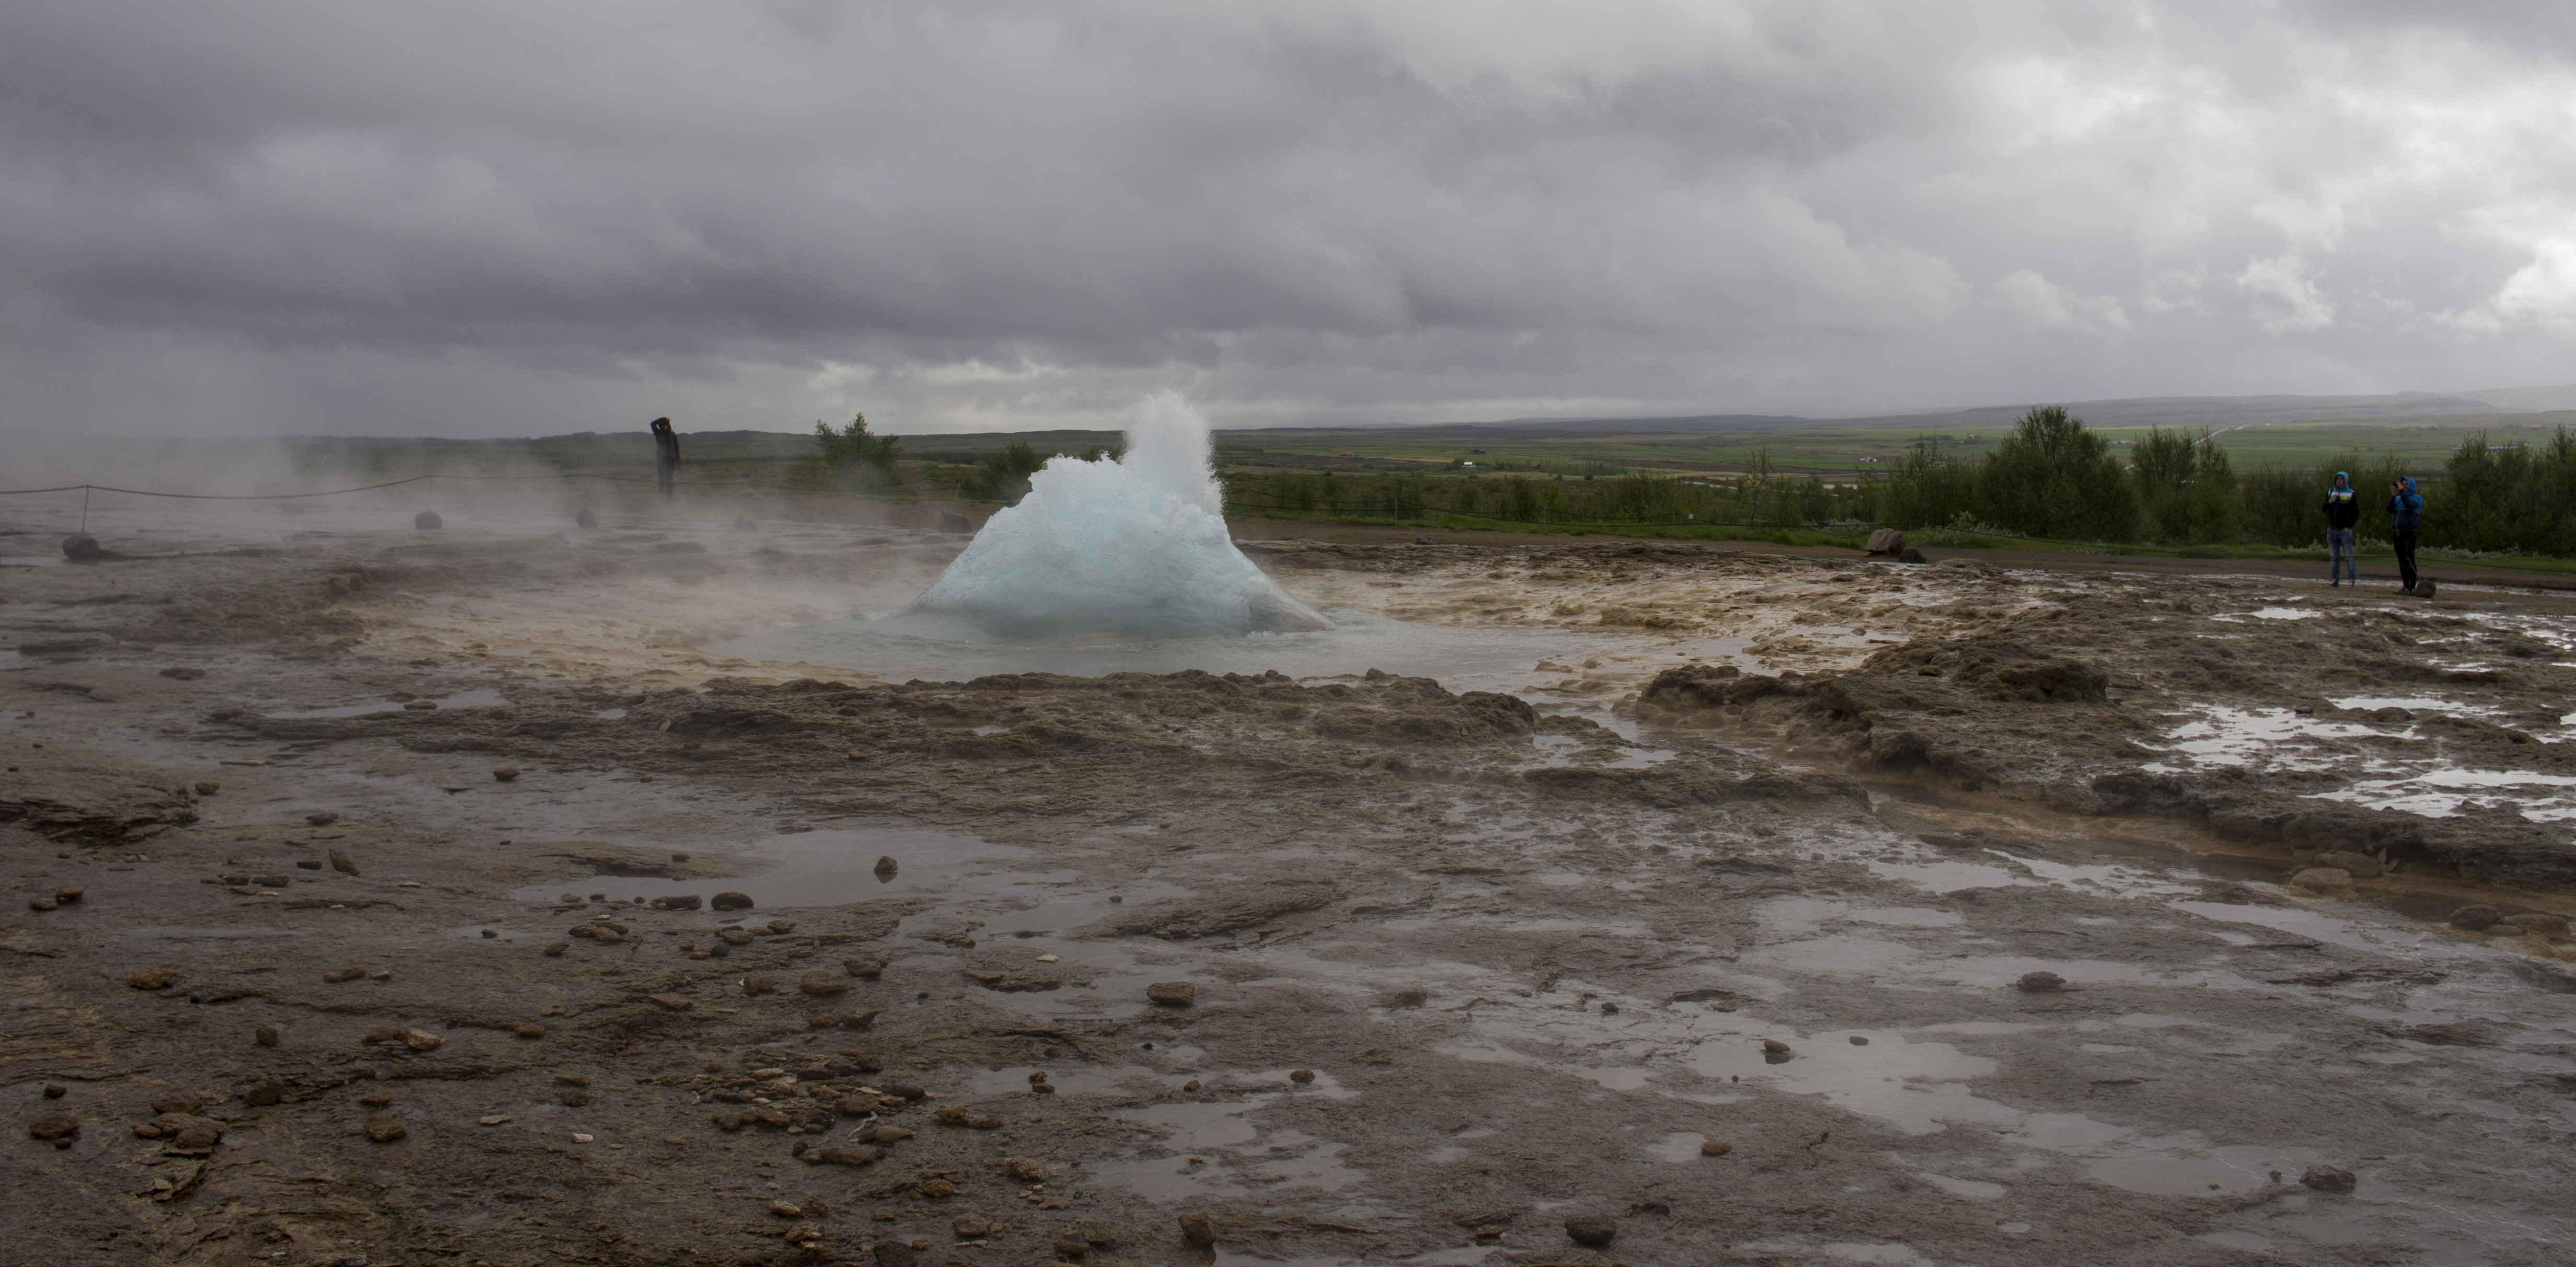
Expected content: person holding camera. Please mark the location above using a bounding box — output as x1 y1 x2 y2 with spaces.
2386 476 2423 594
2321 471 2359 586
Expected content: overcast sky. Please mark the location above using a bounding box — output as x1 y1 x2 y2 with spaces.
3 1 2572 438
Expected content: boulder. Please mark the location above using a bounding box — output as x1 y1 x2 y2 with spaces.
1864 528 1905 555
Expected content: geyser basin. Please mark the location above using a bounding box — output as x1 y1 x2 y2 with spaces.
714 606 1627 693
898 393 1325 639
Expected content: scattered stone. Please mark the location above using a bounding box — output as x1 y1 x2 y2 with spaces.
1002 1157 1049 1182
742 976 779 996
324 967 365 983
1849 1035 1869 1045
1182 1079 1201 1092
2303 1163 2358 1193
1700 1139 1732 1155
871 1125 915 1144
27 895 56 912
1414 536 1437 545
1053 1239 1090 1259
492 767 520 782
364 1113 406 1143
514 1024 545 1039
53 886 82 904
1178 1212 1217 1248
873 855 899 879
846 956 887 980
1565 1215 1618 1247
842 1009 882 1029
711 891 754 912
296 860 321 870
576 508 600 528
2507 913 2571 936
244 1081 283 1107
2015 971 2067 993
128 967 177 990
1146 981 1197 1007
646 995 693 1011
256 1025 279 1047
41 1084 65 1099
768 1199 803 1218
953 1214 994 1240
1599 1001 1618 1014
800 971 850 996
1897 546 1928 564
28 1113 78 1141
1865 527 1906 555
307 811 340 826
1289 1068 1316 1084
328 849 359 876
2291 867 2354 895
812 1146 884 1167
542 941 570 957
358 1092 392 1107
767 918 797 934
402 1028 443 1052
649 894 703 910
1760 1039 1792 1054
882 1083 927 1101
2320 850 2384 879
918 1179 957 1200
717 928 756 946
404 699 438 710
2450 904 2503 932
413 511 443 530
193 780 219 794
60 535 103 562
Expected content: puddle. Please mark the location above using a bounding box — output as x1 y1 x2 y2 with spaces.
594 707 628 719
714 606 1636 696
2330 695 2487 715
1087 1072 1365 1202
2154 706 2383 768
2312 768 2576 822
1646 1130 1709 1162
267 688 512 719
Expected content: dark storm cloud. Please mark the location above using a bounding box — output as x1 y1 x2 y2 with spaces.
1 1 2571 436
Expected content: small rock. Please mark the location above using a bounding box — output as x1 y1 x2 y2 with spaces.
53 886 82 904
1178 1211 1217 1248
2320 850 2384 879
244 1081 284 1107
296 860 321 870
2291 867 2353 895
1182 1079 1201 1092
492 768 520 782
2303 1162 2358 1193
1700 1139 1732 1156
41 1084 65 1098
402 699 438 710
2015 971 2066 993
1565 1215 1618 1247
1849 1035 1869 1045
1760 1039 1792 1054
542 941 570 957
716 927 756 946
742 976 779 996
328 849 359 876
767 919 797 934
812 1146 883 1167
953 1214 994 1239
576 508 600 528
2450 904 2503 932
1052 1239 1090 1259
128 967 177 990
846 956 887 980
1068 1218 1118 1249
307 811 340 826
768 1199 803 1218
1865 527 1906 555
61 535 103 561
1147 981 1197 1007
1897 546 1928 564
28 1113 78 1141
27 896 56 912
918 1179 957 1199
414 511 443 530
193 781 220 794
364 1113 406 1143
800 971 849 996
1003 1157 1049 1182
711 891 754 912
874 855 899 879
255 1026 280 1047
1289 1068 1316 1084
324 968 365 983
646 994 693 1011
1414 536 1437 545
841 1009 882 1029
2506 913 2571 936
402 1028 443 1052
514 1024 545 1039
650 894 703 910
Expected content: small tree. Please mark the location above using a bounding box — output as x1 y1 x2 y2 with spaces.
1977 406 2141 540
961 442 1048 502
2132 427 2239 545
813 413 904 489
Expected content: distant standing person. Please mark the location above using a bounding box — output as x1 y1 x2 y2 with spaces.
2386 475 2423 594
650 417 680 500
2320 470 2359 587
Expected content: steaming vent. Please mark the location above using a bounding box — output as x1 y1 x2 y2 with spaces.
899 393 1328 639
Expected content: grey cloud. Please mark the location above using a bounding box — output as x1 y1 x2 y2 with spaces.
1 1 2571 437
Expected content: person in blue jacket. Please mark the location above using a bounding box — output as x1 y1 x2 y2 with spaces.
2320 471 2360 586
2386 476 2423 594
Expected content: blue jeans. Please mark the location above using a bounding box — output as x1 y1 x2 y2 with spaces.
2327 528 2356 583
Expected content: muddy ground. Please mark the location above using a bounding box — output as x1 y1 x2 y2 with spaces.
6 506 2576 1267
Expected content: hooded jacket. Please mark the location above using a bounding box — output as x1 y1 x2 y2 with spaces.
2321 473 2360 530
2387 477 2423 531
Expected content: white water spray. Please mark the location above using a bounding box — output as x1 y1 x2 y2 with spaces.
901 393 1328 639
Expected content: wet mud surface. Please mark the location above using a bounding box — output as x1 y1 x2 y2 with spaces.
6 510 2576 1266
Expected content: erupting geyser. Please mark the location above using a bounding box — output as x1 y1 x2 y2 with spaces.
901 393 1328 639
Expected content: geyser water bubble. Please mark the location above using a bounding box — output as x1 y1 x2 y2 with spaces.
902 393 1327 640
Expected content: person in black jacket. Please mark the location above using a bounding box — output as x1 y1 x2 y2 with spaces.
2321 470 2359 586
2387 476 2424 594
650 417 680 500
